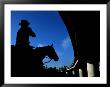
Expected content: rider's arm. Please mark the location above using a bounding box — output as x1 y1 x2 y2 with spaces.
28 27 36 37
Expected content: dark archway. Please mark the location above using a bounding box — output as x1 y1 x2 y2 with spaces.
59 11 100 77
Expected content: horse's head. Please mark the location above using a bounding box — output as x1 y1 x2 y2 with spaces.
46 44 59 61
34 44 59 61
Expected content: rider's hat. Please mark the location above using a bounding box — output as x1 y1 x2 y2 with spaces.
19 20 30 25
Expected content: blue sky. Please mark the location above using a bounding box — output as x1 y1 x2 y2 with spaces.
11 11 74 68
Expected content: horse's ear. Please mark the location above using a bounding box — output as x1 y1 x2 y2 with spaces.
51 43 53 47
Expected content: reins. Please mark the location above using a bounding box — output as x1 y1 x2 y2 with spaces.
43 59 52 64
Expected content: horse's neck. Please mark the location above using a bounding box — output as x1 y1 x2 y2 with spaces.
40 48 48 61
35 47 48 61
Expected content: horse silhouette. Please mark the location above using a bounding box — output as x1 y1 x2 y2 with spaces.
11 44 59 77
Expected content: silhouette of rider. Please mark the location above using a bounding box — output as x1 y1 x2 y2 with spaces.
16 20 36 47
